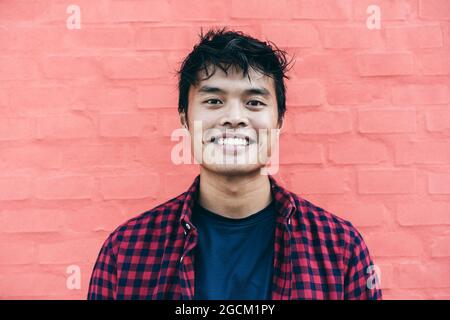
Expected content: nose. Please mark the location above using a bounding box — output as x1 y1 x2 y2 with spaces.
219 100 249 128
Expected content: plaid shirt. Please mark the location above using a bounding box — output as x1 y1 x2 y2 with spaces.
87 174 382 300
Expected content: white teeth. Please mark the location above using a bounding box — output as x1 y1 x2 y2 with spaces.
216 137 248 146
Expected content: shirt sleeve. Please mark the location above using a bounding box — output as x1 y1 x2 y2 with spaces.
343 227 382 300
87 234 117 300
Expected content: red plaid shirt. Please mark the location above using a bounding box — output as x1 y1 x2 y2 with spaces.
88 174 382 300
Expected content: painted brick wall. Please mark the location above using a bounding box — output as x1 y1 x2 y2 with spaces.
0 0 449 300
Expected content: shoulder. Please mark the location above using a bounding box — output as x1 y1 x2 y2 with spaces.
290 192 366 252
288 192 380 298
101 192 186 254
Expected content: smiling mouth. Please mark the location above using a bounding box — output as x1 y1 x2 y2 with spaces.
210 136 252 146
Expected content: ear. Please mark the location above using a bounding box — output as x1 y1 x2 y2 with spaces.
277 117 284 133
179 112 188 129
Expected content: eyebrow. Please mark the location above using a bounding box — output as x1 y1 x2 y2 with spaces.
197 85 271 97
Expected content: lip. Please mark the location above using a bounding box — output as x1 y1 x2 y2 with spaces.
207 132 257 144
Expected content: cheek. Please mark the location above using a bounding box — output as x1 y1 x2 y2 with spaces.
250 112 278 131
188 104 213 127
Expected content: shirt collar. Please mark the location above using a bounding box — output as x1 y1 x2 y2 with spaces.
179 174 297 231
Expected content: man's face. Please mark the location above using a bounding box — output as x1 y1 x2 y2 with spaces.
183 64 282 176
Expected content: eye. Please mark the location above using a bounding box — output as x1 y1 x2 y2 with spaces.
203 98 222 105
247 100 266 107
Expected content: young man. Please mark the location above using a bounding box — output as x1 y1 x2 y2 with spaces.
88 28 382 300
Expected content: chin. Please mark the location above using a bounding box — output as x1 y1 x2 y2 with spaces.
194 142 274 176
201 163 263 177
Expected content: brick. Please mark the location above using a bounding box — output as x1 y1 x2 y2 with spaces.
419 0 450 20
164 172 201 198
136 26 198 50
358 109 416 133
397 263 450 288
376 263 395 290
9 87 75 116
324 201 386 227
279 110 296 134
64 27 135 49
261 24 320 48
397 201 450 226
428 172 450 194
352 0 415 21
326 82 386 105
64 203 126 232
382 289 426 300
0 88 7 107
431 236 450 257
356 53 414 76
395 140 450 164
428 290 450 300
0 273 69 297
293 0 352 20
0 242 35 264
60 143 132 169
290 169 350 194
426 109 450 132
323 26 383 49
0 117 35 141
134 135 184 165
38 238 104 264
109 0 168 22
386 25 443 49
442 22 450 47
287 81 324 106
137 85 178 109
0 177 32 200
0 209 65 233
293 53 358 79
98 112 158 137
0 26 65 52
357 170 416 194
100 55 169 79
43 56 101 80
0 57 39 80
49 0 110 24
231 24 264 36
393 84 449 105
0 1 49 21
328 138 389 164
169 0 228 21
73 86 136 112
417 52 450 75
35 175 95 200
99 174 160 200
365 232 423 257
294 111 352 134
0 177 32 201
0 144 63 170
279 135 324 164
231 0 290 19
157 108 185 137
36 114 95 139
199 25 262 39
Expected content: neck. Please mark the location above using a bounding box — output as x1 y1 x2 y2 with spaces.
197 167 272 219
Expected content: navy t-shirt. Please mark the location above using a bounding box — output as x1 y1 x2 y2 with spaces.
192 200 276 300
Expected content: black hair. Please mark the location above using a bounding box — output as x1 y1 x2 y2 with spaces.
175 27 295 127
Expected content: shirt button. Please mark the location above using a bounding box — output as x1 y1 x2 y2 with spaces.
185 223 191 230
288 218 291 225
180 256 184 263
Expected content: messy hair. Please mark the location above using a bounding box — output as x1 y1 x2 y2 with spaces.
176 27 295 126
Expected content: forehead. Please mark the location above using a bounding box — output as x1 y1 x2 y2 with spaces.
190 64 276 97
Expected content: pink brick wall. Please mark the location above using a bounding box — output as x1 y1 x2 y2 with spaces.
0 0 449 300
